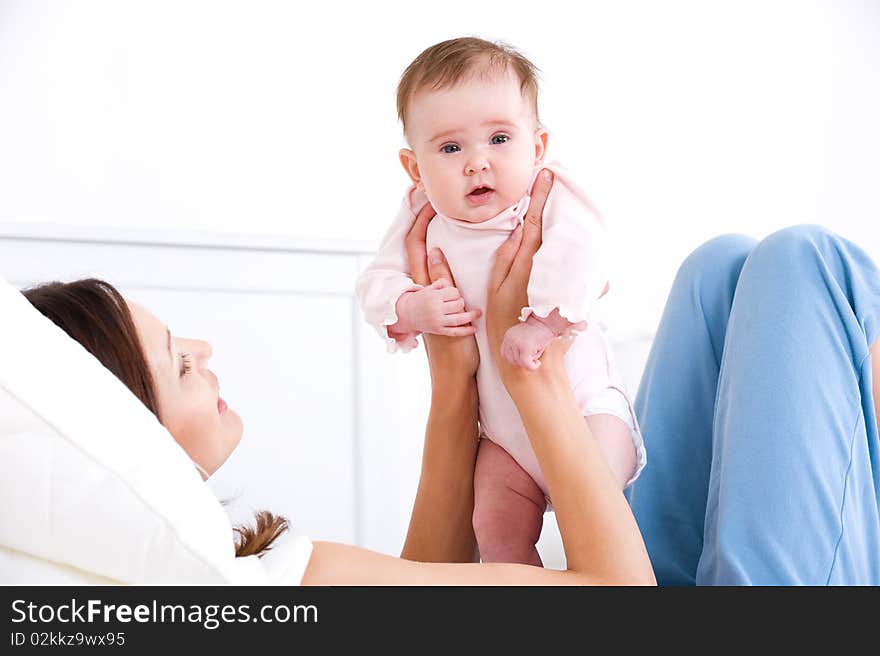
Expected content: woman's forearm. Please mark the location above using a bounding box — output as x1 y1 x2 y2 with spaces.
400 372 479 562
506 363 655 584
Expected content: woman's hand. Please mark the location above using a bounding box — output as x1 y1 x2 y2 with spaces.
487 169 570 387
405 202 480 379
401 202 481 564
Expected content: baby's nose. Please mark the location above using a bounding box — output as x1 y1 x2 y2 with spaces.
465 159 490 175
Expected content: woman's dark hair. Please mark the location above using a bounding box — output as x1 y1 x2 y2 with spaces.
23 278 288 558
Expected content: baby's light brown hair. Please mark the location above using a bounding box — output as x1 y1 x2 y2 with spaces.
396 37 540 134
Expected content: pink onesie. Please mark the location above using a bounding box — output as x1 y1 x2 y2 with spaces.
357 162 646 495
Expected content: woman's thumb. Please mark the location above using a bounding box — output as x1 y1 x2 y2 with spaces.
428 248 455 286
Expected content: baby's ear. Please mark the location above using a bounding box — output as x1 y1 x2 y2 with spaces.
534 128 549 164
399 149 423 188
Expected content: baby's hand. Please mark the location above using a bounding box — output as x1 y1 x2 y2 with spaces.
501 319 556 370
391 279 481 337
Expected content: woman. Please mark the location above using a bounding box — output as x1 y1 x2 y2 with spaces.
27 172 880 585
24 171 656 585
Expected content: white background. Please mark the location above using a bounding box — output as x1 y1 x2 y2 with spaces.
2 0 879 332
2 0 879 563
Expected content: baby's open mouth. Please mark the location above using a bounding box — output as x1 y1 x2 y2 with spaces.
468 186 493 197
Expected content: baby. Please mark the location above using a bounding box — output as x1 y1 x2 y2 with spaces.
357 37 646 566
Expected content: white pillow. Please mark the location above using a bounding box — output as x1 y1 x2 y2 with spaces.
0 275 311 584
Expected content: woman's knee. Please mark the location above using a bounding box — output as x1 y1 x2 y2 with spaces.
741 225 880 343
755 224 837 262
744 224 839 283
673 234 757 296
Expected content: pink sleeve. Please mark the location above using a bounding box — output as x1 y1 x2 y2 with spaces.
520 165 609 326
355 187 427 353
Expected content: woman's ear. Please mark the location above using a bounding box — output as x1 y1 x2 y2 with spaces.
534 128 549 164
399 149 423 189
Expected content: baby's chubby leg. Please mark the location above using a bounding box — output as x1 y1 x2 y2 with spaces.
586 414 638 489
472 439 546 566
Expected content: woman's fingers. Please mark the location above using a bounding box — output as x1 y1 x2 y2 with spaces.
489 224 524 291
488 169 553 296
524 169 552 243
405 202 437 286
427 248 459 288
508 168 553 284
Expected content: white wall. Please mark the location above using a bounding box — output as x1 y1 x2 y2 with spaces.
2 0 880 333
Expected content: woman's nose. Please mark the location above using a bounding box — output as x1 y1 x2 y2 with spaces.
189 339 213 365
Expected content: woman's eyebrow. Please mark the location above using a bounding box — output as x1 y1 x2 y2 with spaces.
166 327 174 368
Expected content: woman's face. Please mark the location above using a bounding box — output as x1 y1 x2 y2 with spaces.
128 301 242 478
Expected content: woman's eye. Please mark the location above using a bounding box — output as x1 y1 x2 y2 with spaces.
440 143 460 154
491 134 510 145
179 353 193 378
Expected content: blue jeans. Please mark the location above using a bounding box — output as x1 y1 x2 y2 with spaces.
626 225 880 584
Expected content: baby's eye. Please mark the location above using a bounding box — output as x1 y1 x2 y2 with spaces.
440 143 460 154
491 134 510 145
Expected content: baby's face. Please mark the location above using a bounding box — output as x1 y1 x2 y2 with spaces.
401 67 547 222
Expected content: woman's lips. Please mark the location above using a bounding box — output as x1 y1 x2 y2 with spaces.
218 397 228 415
466 188 495 206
